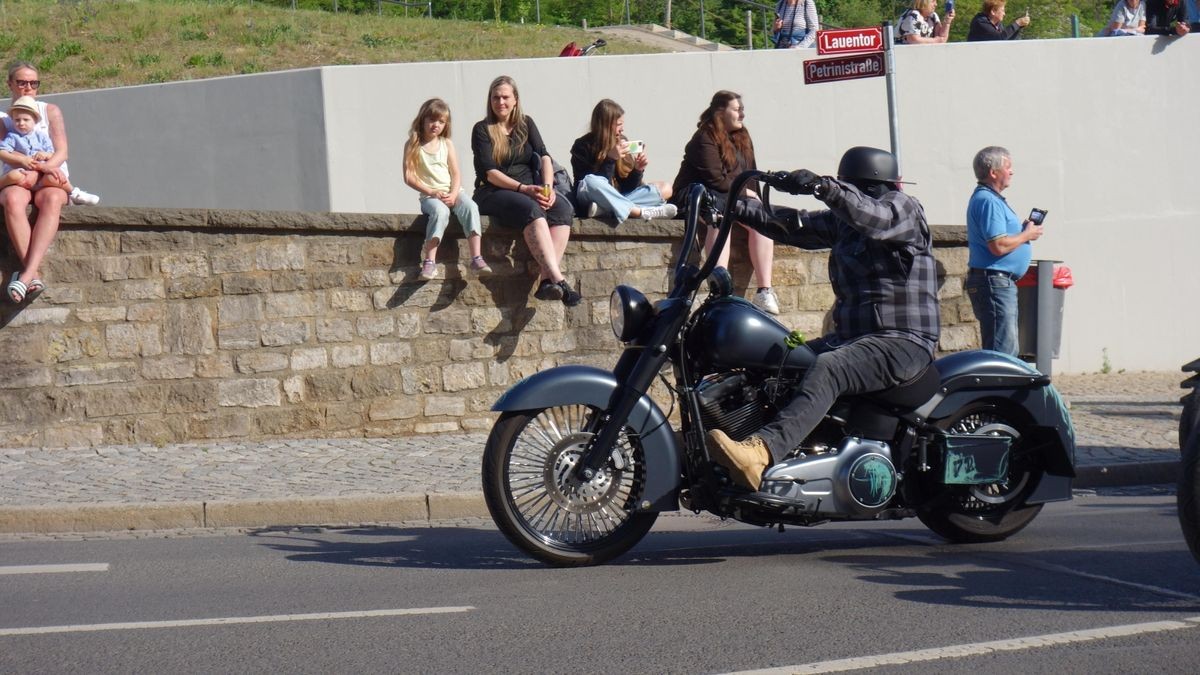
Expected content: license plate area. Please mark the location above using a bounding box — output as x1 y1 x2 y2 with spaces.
942 435 1012 485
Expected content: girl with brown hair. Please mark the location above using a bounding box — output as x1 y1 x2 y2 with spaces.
568 99 675 225
670 91 778 315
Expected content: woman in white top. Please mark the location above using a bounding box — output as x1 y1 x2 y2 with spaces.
773 0 820 48
403 98 489 282
898 0 956 43
1100 0 1147 35
1 62 73 303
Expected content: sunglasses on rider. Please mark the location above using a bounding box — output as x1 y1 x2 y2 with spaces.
13 79 40 89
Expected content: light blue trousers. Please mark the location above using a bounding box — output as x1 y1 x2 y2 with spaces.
575 174 664 225
419 188 482 244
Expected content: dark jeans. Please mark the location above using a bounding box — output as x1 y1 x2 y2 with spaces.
756 334 932 463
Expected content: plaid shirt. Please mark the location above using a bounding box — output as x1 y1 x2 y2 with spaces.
777 179 941 352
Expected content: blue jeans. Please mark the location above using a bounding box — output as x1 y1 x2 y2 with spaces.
575 175 664 225
966 269 1019 356
419 188 482 243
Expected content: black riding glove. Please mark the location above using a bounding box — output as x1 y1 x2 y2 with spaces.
764 169 825 196
785 169 824 195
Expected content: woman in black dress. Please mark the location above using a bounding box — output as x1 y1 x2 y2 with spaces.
471 75 580 306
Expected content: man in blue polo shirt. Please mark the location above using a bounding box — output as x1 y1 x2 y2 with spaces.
965 146 1043 356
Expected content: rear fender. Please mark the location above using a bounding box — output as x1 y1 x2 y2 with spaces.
492 365 681 512
918 351 1075 504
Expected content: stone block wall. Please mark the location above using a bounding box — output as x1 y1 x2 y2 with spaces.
0 207 974 448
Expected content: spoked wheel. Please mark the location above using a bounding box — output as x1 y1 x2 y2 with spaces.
482 405 658 567
1179 392 1200 565
918 403 1044 543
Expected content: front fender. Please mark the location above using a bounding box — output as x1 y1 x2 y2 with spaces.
492 365 681 512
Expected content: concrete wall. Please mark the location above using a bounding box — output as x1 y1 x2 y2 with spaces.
0 208 973 448
36 36 1200 373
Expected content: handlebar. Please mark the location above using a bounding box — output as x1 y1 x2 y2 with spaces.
674 170 799 298
696 170 774 283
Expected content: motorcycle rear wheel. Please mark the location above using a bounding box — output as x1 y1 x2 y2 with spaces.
1179 392 1200 565
482 405 658 567
918 403 1044 543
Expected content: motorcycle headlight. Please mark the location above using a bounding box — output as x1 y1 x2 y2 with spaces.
610 285 653 342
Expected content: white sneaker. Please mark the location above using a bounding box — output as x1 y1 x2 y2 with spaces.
640 204 678 221
752 288 780 315
69 187 100 205
586 201 599 218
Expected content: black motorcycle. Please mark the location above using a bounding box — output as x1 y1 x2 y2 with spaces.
1180 358 1200 564
482 170 1077 567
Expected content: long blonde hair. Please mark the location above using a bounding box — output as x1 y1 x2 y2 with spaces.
588 99 633 183
485 75 528 167
403 98 451 173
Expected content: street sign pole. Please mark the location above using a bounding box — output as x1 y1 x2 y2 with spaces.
882 20 901 175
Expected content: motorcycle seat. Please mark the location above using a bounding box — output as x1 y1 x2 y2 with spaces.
864 364 940 411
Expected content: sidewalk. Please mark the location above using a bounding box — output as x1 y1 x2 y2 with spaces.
0 372 1184 534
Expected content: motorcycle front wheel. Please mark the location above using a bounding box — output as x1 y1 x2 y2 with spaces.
482 405 658 567
918 403 1044 543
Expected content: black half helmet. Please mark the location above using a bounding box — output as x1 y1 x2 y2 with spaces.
836 146 900 184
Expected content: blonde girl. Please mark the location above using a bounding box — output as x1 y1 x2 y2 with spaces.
404 98 490 281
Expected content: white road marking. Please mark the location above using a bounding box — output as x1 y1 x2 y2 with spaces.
731 616 1200 674
0 563 109 576
0 606 475 637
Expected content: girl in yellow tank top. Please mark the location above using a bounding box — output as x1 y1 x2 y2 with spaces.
403 99 490 281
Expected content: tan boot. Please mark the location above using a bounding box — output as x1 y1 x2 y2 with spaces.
706 430 771 490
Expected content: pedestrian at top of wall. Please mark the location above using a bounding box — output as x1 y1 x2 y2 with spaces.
1099 0 1147 35
964 146 1044 357
1144 0 1191 35
773 0 820 49
967 0 1031 41
898 0 956 44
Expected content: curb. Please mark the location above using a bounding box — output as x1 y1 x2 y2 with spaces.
0 492 488 535
1074 460 1179 489
0 464 1177 535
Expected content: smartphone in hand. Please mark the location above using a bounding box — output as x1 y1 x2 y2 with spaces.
1029 208 1048 225
945 0 955 15
625 140 644 155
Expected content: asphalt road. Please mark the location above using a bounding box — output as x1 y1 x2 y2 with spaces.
2 488 1198 674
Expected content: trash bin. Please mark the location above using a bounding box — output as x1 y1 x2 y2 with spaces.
1016 262 1073 359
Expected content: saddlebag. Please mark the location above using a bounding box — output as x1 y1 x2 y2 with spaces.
940 434 1012 485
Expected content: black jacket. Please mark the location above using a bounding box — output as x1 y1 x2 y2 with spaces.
966 12 1023 41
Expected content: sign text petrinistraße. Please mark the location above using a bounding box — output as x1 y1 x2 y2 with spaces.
803 53 885 84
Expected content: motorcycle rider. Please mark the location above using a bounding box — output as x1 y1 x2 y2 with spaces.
707 146 940 490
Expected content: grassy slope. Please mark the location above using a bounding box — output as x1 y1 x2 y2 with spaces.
0 0 658 95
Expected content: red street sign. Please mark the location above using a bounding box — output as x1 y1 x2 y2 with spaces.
816 27 884 55
803 52 886 85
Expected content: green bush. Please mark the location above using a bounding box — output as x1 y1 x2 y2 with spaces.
184 52 227 68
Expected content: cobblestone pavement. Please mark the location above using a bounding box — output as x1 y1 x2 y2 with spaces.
0 371 1186 534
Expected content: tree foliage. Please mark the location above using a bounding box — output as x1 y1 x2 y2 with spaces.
417 0 1119 45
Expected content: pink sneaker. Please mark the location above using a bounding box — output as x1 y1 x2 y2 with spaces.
418 259 438 281
469 256 493 275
